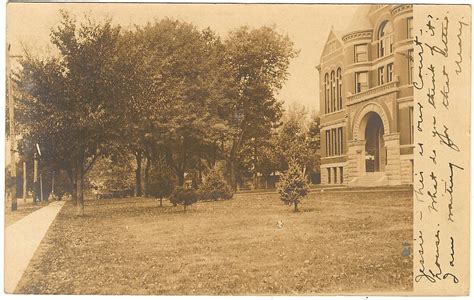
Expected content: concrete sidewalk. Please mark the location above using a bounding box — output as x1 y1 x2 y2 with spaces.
4 200 65 293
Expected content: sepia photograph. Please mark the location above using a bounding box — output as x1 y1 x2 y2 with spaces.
3 1 470 296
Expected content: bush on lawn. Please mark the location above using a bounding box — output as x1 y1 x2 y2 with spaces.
147 160 176 207
199 168 233 201
277 159 310 212
169 186 199 211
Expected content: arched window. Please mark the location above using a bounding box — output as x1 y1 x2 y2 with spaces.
324 73 329 114
330 71 335 113
378 21 393 57
337 68 342 110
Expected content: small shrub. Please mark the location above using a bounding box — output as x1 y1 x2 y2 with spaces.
199 168 233 201
147 161 176 207
169 186 199 211
277 160 310 212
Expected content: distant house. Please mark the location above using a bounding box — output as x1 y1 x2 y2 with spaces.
316 4 414 186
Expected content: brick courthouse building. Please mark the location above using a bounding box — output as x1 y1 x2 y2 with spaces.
317 4 414 186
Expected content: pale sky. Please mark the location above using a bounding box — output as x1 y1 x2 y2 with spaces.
7 3 359 113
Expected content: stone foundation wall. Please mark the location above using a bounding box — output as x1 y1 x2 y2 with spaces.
320 166 328 185
320 163 347 185
384 133 402 185
346 140 366 185
400 157 413 184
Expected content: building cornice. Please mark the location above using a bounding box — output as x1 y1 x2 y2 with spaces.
391 4 413 17
320 159 347 166
342 30 373 43
397 96 413 103
321 109 345 119
320 117 347 129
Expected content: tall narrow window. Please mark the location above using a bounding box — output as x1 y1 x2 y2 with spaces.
354 44 368 62
324 73 329 114
337 68 342 110
378 66 385 85
330 71 336 112
339 167 344 183
338 127 343 154
333 167 337 184
327 168 331 184
407 17 414 39
409 106 414 144
326 130 330 156
332 128 336 156
378 21 393 57
330 129 333 156
408 49 414 84
387 63 394 82
355 72 368 93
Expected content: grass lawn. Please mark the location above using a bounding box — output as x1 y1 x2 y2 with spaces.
16 189 413 295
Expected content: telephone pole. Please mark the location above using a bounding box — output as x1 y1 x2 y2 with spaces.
7 44 17 211
33 153 38 203
23 161 27 203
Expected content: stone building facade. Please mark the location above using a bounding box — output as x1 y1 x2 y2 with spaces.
316 4 414 186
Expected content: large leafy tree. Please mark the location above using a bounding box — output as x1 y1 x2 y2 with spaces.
112 26 159 197
15 12 300 210
16 11 123 215
130 20 230 186
221 26 298 189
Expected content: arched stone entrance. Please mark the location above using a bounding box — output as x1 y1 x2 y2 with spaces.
364 112 385 172
347 102 401 186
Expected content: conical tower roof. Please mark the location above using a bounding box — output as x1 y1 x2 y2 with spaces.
344 5 372 33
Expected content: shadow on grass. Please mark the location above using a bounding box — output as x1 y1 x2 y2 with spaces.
299 207 319 213
199 198 234 203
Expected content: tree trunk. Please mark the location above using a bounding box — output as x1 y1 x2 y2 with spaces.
177 171 185 187
144 156 150 197
77 165 85 216
160 197 163 207
198 154 202 183
177 173 184 186
67 169 78 204
51 171 55 199
227 126 246 191
177 137 187 187
71 178 77 204
23 161 27 203
135 151 142 197
229 159 237 191
212 142 217 168
294 202 298 212
184 204 187 212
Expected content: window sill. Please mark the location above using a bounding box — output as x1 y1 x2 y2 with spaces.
322 109 345 117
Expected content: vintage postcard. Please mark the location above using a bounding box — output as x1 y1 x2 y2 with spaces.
3 1 471 296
